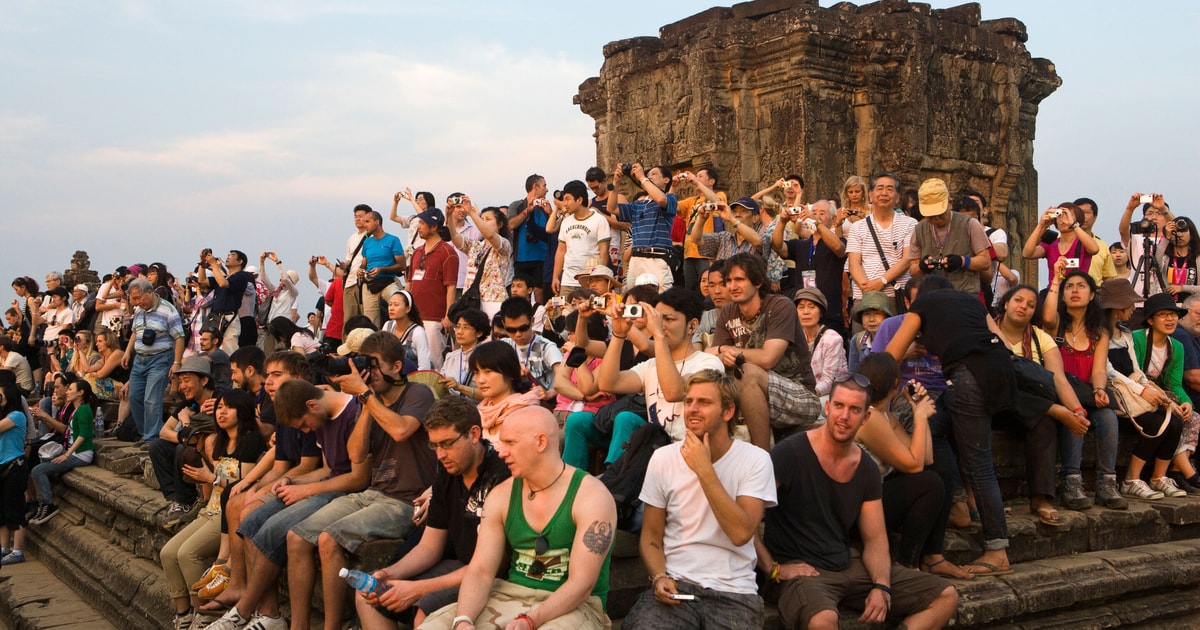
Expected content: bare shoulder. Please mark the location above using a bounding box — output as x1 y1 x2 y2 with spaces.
576 474 617 513
482 477 515 519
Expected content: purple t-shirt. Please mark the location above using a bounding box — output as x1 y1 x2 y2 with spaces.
315 396 361 477
872 314 946 392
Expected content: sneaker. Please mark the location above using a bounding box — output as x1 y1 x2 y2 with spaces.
1061 473 1092 510
191 562 228 591
243 614 287 630
167 502 191 516
0 550 25 565
204 607 250 630
197 568 230 599
1167 471 1200 495
30 504 58 525
1151 476 1188 498
173 610 193 630
1121 478 1164 500
1096 474 1130 510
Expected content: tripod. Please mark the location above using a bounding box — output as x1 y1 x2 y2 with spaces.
1131 232 1169 299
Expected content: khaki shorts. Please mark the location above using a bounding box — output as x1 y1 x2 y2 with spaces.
419 579 610 630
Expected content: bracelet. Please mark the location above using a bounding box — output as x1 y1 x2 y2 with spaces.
613 334 627 340
515 613 536 630
769 562 781 583
872 582 892 595
1093 387 1105 393
451 615 474 629
963 255 972 269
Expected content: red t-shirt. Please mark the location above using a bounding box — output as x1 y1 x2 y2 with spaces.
324 276 344 341
408 240 459 320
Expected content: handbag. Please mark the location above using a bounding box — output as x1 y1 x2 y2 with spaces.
1108 378 1160 420
447 246 491 322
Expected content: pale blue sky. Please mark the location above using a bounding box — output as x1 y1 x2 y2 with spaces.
2 0 1196 301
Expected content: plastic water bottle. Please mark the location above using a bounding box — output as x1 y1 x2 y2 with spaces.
338 568 391 595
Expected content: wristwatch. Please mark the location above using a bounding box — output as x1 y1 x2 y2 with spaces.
357 390 373 406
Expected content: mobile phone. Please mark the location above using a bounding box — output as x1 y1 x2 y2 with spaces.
669 593 696 601
565 347 588 369
907 382 924 401
1064 257 1080 269
623 303 644 318
1140 194 1154 204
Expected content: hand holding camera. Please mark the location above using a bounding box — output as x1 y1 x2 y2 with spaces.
919 256 943 273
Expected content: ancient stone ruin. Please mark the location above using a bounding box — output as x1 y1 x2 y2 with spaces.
575 0 1061 273
63 250 101 292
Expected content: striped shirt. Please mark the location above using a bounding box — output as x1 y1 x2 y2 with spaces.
619 195 678 250
846 212 918 299
132 296 185 355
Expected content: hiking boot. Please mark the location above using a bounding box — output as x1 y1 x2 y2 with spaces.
1061 474 1092 510
0 550 25 565
1121 478 1164 500
1096 474 1129 510
1151 476 1188 498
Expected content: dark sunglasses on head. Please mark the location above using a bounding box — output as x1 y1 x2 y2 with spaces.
504 323 532 334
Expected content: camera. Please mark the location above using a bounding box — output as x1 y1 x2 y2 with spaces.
623 303 644 318
552 190 564 202
1175 218 1188 231
324 355 375 378
565 347 588 369
448 195 465 206
1064 257 1080 269
620 163 634 178
787 206 803 217
141 329 157 346
1129 218 1159 235
202 248 212 259
907 382 924 401
547 296 566 309
310 256 319 265
1047 208 1062 220
698 202 717 214
781 181 793 189
921 255 948 271
1140 194 1154 204
803 218 818 233
591 296 608 310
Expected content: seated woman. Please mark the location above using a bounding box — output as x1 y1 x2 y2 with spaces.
29 377 97 525
439 308 490 400
794 286 847 397
81 330 127 402
1041 269 1125 509
471 341 541 443
67 330 103 379
554 311 614 438
381 291 429 371
854 353 973 579
162 389 266 630
1125 293 1191 499
42 328 75 392
267 316 321 355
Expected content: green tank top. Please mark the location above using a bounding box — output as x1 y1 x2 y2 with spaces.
505 468 611 606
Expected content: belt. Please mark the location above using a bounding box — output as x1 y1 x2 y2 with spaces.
631 246 674 260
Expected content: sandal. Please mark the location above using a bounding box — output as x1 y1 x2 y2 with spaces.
963 561 1013 577
921 558 976 580
1033 504 1062 527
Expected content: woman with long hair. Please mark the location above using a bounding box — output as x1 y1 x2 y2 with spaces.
82 329 127 401
834 175 869 237
0 382 30 566
381 290 429 371
390 188 438 250
68 330 102 377
29 378 98 525
1022 202 1101 287
1161 216 1200 303
854 353 973 579
449 202 514 319
1041 270 1124 509
470 340 540 442
267 316 321 355
161 389 266 629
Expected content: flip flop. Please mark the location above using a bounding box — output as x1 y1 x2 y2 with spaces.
1034 505 1062 527
921 558 976 580
963 561 1013 577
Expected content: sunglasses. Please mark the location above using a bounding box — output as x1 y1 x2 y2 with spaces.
835 373 872 388
730 353 747 379
504 323 532 334
427 433 465 452
528 534 550 579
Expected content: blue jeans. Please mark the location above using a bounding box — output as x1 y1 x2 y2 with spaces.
32 455 90 505
1060 406 1119 477
128 350 174 442
562 411 646 469
944 365 1008 550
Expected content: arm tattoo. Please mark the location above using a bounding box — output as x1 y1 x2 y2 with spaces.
582 520 614 556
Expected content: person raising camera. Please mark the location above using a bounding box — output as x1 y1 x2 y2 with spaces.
1119 192 1173 304
1023 201 1101 290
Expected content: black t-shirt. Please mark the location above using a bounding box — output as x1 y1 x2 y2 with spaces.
764 432 881 572
214 429 268 463
786 237 847 329
427 444 511 565
211 270 252 314
275 423 321 465
906 290 996 369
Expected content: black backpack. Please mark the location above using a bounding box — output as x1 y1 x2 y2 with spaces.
598 421 671 530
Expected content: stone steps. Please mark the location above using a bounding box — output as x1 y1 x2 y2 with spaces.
0 552 118 630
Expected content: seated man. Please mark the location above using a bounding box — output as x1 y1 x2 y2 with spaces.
419 406 616 629
150 356 216 521
208 378 369 630
758 376 957 630
498 297 562 404
287 332 437 630
624 370 775 627
355 395 512 629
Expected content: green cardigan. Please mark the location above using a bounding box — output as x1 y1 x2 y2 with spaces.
1132 329 1192 405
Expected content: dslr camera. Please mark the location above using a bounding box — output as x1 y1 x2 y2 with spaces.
1129 218 1159 235
620 163 634 178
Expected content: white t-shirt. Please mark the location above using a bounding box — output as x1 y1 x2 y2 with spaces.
96 280 123 330
42 306 76 342
383 321 432 371
559 211 611 287
289 332 322 355
345 230 368 289
640 439 777 594
846 213 918 299
628 351 725 442
3 352 34 392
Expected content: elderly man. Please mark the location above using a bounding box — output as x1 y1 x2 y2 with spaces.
419 406 616 630
909 178 992 297
121 277 186 442
847 171 918 314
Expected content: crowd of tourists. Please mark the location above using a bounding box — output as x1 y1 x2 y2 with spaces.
0 163 1193 630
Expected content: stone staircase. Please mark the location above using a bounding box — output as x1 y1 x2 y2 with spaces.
5 435 1200 629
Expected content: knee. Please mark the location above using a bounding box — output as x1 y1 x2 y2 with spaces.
285 530 311 553
563 412 590 434
317 532 340 559
808 610 839 630
613 411 645 433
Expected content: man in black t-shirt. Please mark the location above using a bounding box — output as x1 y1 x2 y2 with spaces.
759 377 957 629
772 199 848 334
197 249 255 353
356 395 511 628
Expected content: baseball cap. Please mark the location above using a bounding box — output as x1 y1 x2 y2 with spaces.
918 179 950 217
416 207 445 228
731 197 760 213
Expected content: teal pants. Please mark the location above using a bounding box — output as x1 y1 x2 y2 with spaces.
562 411 647 469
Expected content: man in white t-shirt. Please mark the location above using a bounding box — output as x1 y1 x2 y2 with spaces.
624 369 776 628
846 171 918 313
0 337 34 394
552 180 611 296
584 288 725 467
1119 192 1171 303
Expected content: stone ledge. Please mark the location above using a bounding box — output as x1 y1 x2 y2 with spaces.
0 554 119 630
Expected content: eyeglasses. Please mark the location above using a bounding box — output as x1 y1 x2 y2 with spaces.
528 534 550 579
504 323 532 334
427 433 465 452
835 373 872 388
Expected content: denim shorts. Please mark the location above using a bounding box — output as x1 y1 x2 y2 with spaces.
289 489 417 552
238 492 344 566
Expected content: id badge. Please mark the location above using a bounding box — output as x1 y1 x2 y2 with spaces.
411 269 426 282
802 270 817 288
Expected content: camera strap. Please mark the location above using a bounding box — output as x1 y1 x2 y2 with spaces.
866 216 891 272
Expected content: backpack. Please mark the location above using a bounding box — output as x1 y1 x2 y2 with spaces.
598 421 671 530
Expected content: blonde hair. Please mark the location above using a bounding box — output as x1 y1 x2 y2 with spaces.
685 369 742 432
841 175 868 209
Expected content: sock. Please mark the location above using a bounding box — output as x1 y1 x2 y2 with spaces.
1188 473 1200 486
176 608 192 618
